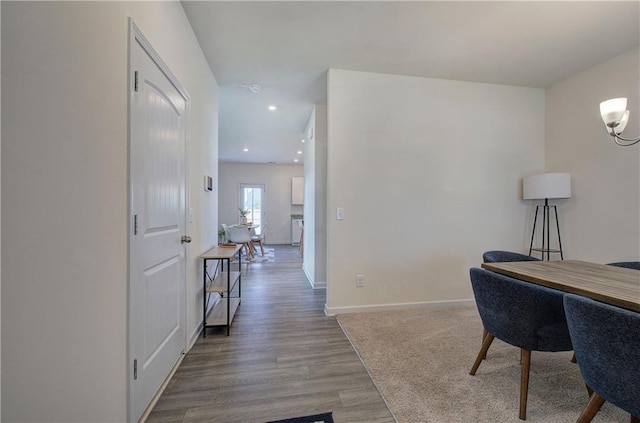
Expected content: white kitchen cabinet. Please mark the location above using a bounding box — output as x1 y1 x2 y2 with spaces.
291 177 304 205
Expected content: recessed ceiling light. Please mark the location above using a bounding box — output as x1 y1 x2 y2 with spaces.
301 139 305 143
243 148 249 152
268 105 277 111
294 159 299 163
297 151 302 155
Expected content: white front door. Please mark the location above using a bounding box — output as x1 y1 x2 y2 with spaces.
128 21 188 422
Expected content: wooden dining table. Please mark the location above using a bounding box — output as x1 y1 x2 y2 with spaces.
481 260 640 312
232 223 259 229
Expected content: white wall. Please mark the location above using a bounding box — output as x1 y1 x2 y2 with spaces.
303 106 328 288
303 109 317 282
0 3 3 418
1 2 218 422
546 48 640 262
326 69 546 314
219 163 303 244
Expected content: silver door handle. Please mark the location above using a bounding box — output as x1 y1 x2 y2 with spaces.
181 236 192 244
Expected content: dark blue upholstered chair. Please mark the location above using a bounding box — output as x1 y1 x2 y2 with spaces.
480 251 541 359
607 261 640 270
469 268 573 420
564 294 640 423
482 250 540 263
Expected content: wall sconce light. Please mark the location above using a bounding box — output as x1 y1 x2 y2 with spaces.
599 97 640 146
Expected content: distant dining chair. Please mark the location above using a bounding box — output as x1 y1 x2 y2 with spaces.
298 220 304 256
564 294 640 423
482 250 540 263
469 268 573 420
607 261 640 270
227 225 253 260
250 223 266 256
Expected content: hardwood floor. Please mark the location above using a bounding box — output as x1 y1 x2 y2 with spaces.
146 245 395 423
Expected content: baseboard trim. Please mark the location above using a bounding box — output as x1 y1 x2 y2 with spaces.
312 280 327 289
301 264 327 289
188 321 202 351
302 263 312 286
324 298 475 316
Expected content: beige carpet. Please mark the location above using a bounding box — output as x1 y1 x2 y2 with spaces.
337 306 628 423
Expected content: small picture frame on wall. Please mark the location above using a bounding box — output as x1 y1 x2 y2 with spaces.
204 175 213 192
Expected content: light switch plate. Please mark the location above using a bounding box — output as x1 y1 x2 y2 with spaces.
336 207 344 220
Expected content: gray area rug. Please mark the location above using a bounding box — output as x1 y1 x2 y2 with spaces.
337 306 627 423
261 247 275 262
232 247 274 263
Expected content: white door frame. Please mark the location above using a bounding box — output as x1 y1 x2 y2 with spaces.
127 19 190 423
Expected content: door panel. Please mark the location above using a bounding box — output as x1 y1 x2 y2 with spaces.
129 21 188 423
144 87 181 231
143 256 180 366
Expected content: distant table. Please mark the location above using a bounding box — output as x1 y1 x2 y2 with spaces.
481 260 640 312
232 223 259 229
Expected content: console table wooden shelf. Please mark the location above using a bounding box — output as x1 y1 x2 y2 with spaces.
201 244 242 336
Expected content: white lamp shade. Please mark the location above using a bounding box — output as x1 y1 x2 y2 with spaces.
600 97 627 126
523 173 571 200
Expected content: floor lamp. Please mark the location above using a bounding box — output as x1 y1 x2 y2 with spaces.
523 173 572 260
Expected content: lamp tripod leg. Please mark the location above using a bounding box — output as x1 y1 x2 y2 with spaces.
542 200 548 260
553 206 563 260
529 206 539 257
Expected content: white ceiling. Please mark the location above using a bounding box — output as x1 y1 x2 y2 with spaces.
181 1 640 165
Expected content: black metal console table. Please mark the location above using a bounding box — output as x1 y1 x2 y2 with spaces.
201 244 242 336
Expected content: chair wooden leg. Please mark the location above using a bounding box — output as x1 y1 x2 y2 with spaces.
243 243 253 260
298 227 304 256
482 329 488 359
585 384 593 397
519 349 531 420
258 240 264 256
470 333 494 375
576 393 606 423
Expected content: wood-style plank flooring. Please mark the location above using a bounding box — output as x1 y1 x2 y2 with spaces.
146 245 395 423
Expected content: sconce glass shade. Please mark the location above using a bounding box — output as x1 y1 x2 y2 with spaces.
607 111 629 134
599 97 639 146
523 173 571 200
617 110 629 133
600 97 628 127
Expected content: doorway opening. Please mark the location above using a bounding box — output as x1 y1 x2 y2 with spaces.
239 184 265 236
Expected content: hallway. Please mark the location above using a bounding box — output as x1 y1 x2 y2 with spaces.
146 245 394 423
